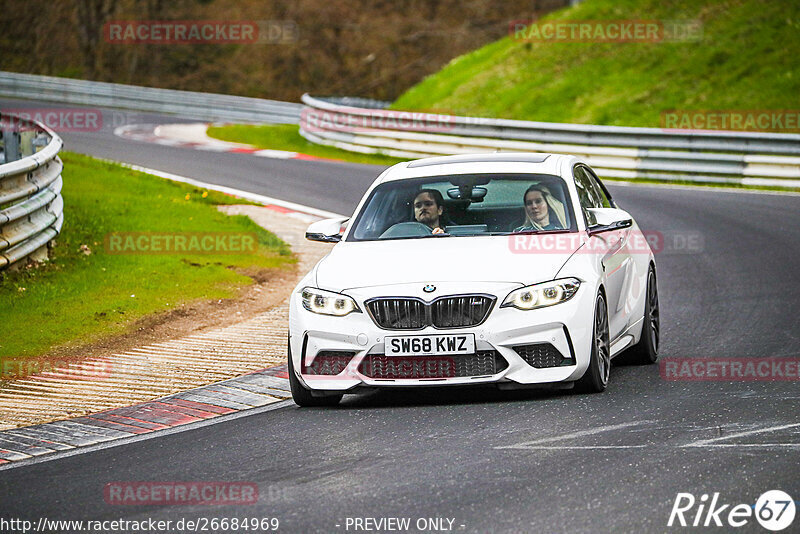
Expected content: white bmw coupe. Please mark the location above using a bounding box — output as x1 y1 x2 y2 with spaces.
288 153 659 406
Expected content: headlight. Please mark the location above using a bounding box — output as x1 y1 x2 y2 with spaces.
501 278 580 310
301 287 361 316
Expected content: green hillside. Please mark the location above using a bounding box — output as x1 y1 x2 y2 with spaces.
392 0 800 128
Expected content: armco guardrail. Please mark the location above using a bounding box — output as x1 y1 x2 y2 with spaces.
300 95 800 188
0 71 302 124
0 113 64 270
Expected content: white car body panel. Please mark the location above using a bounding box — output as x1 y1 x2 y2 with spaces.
316 237 578 291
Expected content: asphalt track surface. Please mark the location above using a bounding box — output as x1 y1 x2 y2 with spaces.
2 98 799 533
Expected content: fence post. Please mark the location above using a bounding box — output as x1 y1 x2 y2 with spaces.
2 127 21 163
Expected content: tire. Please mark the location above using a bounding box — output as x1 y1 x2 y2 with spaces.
621 266 659 365
575 292 611 393
288 336 343 407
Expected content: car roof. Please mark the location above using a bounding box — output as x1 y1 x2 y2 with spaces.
376 153 580 184
406 153 552 168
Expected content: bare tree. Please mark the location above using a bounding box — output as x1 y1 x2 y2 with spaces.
74 0 118 78
2 0 573 100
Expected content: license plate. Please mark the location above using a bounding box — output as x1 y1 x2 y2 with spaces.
385 334 475 356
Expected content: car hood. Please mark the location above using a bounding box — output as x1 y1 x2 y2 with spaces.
315 235 582 292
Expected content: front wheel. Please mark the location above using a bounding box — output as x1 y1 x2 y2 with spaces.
575 292 610 393
621 266 659 365
288 337 343 407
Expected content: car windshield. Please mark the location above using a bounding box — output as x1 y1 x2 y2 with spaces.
347 173 576 241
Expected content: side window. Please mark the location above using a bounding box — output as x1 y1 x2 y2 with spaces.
573 166 600 225
584 167 612 208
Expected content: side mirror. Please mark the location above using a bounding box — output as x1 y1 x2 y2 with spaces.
305 217 349 243
587 208 633 235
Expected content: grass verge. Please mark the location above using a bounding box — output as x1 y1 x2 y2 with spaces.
206 123 404 166
391 0 800 128
0 152 294 361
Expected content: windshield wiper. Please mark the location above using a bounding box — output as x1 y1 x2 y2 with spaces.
504 229 570 235
422 232 452 238
499 229 572 236
376 233 452 241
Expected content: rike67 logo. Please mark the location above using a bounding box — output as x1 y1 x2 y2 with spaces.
668 490 795 531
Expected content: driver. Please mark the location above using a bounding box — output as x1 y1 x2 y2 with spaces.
413 189 448 234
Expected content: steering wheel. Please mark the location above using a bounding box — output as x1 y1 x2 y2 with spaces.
379 221 433 238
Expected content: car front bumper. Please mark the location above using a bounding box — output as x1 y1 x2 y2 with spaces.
288 281 596 392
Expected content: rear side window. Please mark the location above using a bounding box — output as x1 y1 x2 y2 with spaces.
583 167 613 208
573 166 601 225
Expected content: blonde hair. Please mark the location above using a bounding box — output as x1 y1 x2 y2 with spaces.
522 184 567 229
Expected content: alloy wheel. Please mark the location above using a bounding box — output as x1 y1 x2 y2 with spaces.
595 295 610 386
647 271 660 353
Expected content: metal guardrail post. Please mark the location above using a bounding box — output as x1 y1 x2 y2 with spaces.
2 128 21 164
19 130 35 157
